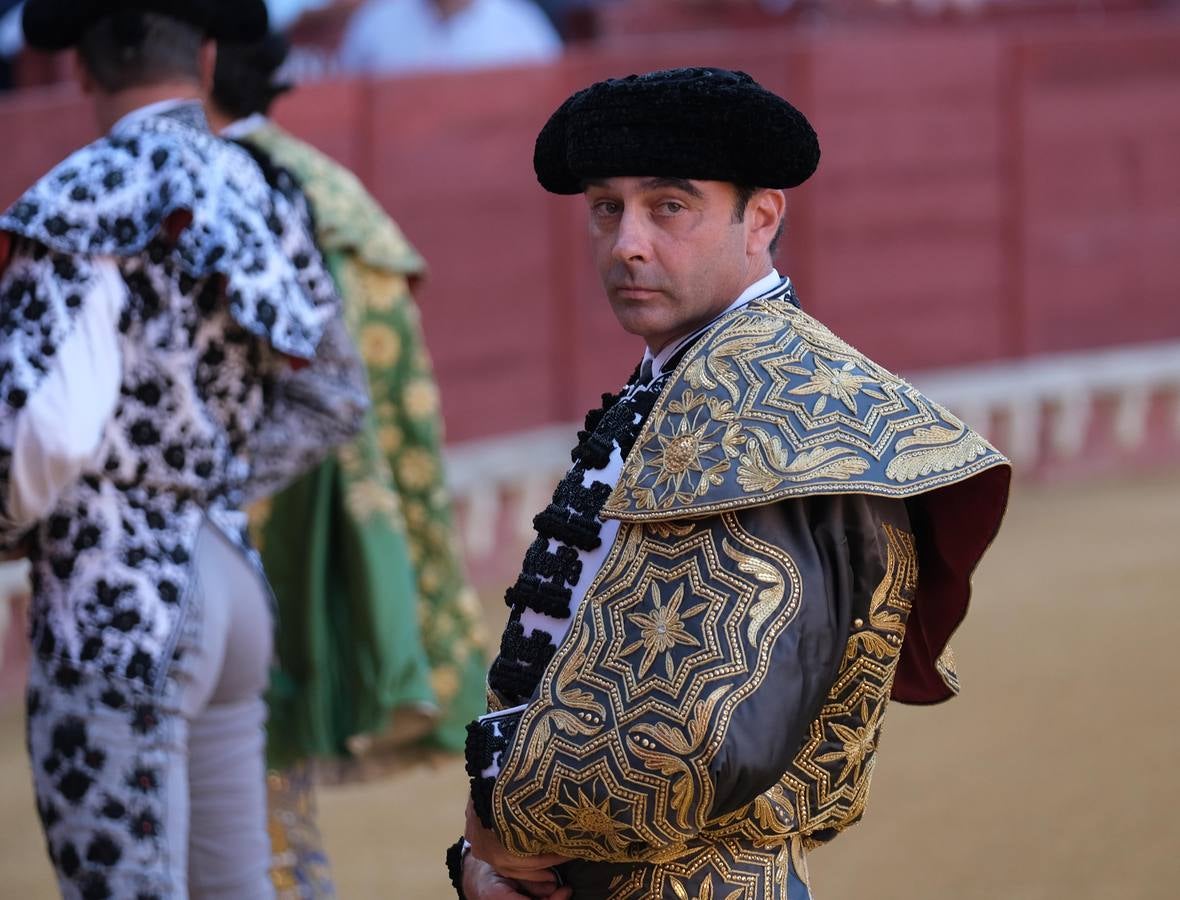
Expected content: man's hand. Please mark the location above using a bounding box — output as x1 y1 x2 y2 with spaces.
462 854 573 900
464 799 571 885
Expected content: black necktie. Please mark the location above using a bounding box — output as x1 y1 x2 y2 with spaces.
639 357 655 385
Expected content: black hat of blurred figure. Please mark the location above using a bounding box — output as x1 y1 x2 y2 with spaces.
534 67 820 194
23 0 269 52
213 32 293 120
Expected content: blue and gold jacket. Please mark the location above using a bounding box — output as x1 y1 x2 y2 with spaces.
471 290 1010 899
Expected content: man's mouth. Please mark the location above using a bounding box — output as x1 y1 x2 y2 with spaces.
614 285 661 298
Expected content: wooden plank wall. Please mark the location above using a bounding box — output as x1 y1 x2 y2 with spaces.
0 16 1176 442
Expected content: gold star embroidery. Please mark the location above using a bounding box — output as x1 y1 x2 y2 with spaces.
553 785 628 853
787 357 883 415
814 699 881 782
620 583 707 679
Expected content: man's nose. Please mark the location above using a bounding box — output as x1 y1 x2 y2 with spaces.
611 208 651 263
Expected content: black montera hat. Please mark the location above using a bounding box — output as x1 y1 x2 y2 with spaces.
534 67 820 194
213 31 293 119
23 0 269 52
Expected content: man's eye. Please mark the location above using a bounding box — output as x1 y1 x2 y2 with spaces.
593 201 620 216
660 201 685 214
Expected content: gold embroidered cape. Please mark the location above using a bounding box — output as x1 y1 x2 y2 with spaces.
483 294 1010 898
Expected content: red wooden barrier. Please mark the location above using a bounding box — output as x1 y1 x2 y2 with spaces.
0 15 1177 442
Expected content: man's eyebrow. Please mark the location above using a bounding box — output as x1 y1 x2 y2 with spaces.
639 177 702 197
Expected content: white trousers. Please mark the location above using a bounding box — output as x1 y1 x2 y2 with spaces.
27 522 276 899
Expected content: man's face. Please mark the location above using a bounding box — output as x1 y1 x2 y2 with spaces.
585 176 758 354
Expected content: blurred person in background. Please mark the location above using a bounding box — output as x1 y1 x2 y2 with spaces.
266 0 365 33
338 0 561 76
267 0 336 30
0 1 368 897
449 68 1011 900
208 32 486 900
531 0 606 40
0 0 23 90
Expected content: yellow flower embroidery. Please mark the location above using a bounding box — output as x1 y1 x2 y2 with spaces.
364 273 407 313
403 501 428 529
419 563 442 594
345 480 401 523
404 378 440 419
397 447 437 491
431 665 459 702
378 424 403 454
359 323 401 367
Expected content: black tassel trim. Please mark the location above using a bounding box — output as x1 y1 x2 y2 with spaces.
487 657 546 701
498 619 559 667
531 505 604 553
471 775 497 829
465 711 521 829
464 720 499 777
445 837 468 900
488 371 670 705
520 539 584 590
464 711 520 776
504 577 576 620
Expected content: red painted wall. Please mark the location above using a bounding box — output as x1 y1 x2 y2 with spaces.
1 15 1177 442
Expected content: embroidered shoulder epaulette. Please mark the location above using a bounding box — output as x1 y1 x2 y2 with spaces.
604 296 1008 521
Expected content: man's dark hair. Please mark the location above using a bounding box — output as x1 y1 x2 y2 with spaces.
212 33 292 120
733 185 786 254
77 12 204 93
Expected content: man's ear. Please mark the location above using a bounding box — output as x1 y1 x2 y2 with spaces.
198 40 217 94
73 50 97 95
747 188 787 257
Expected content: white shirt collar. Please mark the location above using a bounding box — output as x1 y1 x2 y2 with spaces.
109 98 197 136
643 269 786 379
220 114 270 140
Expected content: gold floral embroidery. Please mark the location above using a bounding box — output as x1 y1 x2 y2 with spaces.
647 521 697 540
552 784 631 854
626 390 744 512
720 539 787 644
813 698 881 783
670 875 743 900
843 525 916 664
739 522 917 849
630 686 727 827
784 357 885 416
493 514 802 861
607 297 1005 521
885 422 993 483
620 583 708 679
736 427 870 494
520 627 606 771
607 832 809 899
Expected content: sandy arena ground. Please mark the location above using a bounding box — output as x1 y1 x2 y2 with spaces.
1 471 1178 898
